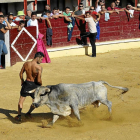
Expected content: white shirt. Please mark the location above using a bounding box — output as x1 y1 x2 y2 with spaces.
129 10 134 18
95 5 101 13
85 17 97 33
82 10 85 14
10 22 17 26
27 19 39 38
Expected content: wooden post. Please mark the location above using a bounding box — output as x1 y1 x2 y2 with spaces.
35 0 37 5
78 0 81 5
24 0 27 15
88 0 90 6
47 0 50 5
135 0 138 7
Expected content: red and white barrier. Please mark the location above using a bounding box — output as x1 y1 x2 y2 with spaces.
11 27 37 62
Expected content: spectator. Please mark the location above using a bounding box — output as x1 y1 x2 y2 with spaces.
107 2 120 14
42 10 51 18
89 6 100 22
40 11 53 45
3 15 8 26
99 5 107 14
99 5 118 15
42 5 53 17
41 11 52 29
73 12 97 57
63 7 72 22
63 7 75 41
51 7 59 16
57 8 60 14
45 4 51 10
43 8 59 19
107 2 120 10
27 12 39 38
95 0 105 13
123 3 134 18
74 3 85 15
51 8 66 19
15 11 25 21
89 6 101 40
25 10 32 20
99 5 118 21
17 20 25 32
0 15 11 69
115 0 121 8
3 12 14 26
8 15 18 28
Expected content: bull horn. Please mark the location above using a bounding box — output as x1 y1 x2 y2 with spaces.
45 87 50 92
26 88 36 93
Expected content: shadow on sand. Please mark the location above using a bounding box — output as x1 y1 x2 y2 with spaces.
0 108 53 124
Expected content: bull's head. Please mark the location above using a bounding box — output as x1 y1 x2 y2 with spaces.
27 86 50 108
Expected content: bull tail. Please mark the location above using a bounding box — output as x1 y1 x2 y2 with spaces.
99 81 128 94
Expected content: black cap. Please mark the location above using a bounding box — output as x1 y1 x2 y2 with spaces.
8 12 14 16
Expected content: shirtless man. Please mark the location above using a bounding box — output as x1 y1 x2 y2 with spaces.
15 52 44 122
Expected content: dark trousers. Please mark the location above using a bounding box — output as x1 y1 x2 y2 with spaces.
80 32 97 57
46 28 53 46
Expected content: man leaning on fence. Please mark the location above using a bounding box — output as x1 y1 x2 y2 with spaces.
73 12 97 57
0 15 11 69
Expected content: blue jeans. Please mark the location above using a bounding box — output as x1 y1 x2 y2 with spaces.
0 40 8 65
68 17 75 41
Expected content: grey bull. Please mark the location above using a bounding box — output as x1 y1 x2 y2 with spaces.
27 81 128 127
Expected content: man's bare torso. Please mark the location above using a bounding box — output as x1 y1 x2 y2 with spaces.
20 61 42 84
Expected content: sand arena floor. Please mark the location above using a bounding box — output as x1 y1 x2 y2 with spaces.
0 48 140 140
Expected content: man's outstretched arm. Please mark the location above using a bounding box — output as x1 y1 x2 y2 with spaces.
73 15 85 21
45 18 52 29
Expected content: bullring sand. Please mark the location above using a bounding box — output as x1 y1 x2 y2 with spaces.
0 48 140 140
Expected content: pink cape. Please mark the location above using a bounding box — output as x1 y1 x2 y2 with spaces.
37 33 51 63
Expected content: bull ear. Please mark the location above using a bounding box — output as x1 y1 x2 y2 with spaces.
40 87 51 96
45 87 50 92
26 88 36 93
